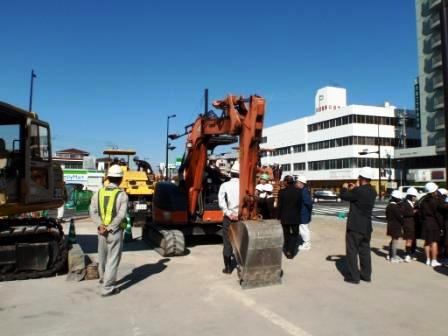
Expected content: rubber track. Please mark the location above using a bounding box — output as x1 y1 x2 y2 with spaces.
0 218 68 281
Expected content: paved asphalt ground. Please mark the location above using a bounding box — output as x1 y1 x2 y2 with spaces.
1 214 448 336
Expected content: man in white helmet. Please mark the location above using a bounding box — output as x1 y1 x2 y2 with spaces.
90 164 129 296
218 160 240 274
340 166 377 284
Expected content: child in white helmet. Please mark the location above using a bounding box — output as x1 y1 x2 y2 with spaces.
419 182 442 266
401 187 419 262
386 190 404 263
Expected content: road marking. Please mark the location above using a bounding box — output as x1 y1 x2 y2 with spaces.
221 286 312 336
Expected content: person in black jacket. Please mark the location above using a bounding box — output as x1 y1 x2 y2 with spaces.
436 188 448 262
340 167 377 284
420 182 443 267
401 187 419 262
278 175 303 259
386 190 403 263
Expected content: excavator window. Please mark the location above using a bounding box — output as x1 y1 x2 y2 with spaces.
0 123 22 201
29 124 50 161
0 124 19 152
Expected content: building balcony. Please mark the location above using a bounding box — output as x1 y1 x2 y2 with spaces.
433 73 444 89
433 95 444 109
435 115 445 130
436 137 445 151
432 53 443 69
429 0 442 11
428 12 441 30
431 34 442 49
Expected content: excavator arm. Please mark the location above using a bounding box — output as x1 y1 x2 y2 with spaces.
181 95 264 218
180 95 283 289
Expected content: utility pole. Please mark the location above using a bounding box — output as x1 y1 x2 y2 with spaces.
28 69 36 112
165 114 176 181
378 122 382 199
204 88 208 114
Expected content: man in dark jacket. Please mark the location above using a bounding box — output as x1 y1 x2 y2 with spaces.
296 175 313 251
340 167 377 284
278 175 303 259
420 182 443 267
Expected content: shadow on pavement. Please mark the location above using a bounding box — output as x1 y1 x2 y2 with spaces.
117 258 170 291
371 246 388 259
326 255 349 279
434 265 448 276
76 234 153 254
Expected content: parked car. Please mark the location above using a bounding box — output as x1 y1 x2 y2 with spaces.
313 189 341 202
398 185 427 200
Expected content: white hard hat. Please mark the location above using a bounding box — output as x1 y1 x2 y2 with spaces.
264 184 273 192
438 188 448 196
359 166 373 180
107 164 123 177
391 190 403 200
230 161 240 174
296 175 307 184
425 182 438 193
406 187 419 197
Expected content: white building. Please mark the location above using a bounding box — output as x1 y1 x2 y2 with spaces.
260 87 420 194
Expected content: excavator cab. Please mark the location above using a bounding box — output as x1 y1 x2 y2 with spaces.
0 102 64 215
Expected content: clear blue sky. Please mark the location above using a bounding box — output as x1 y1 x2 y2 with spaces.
1 0 417 165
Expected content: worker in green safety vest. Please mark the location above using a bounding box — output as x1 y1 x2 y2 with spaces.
90 164 128 297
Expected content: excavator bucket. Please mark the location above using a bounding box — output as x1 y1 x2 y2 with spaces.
229 219 283 289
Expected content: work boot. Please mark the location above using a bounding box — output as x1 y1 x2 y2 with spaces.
222 256 232 274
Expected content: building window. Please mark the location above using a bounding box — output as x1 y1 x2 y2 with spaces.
281 163 291 171
273 146 291 156
261 136 267 144
307 157 393 171
64 162 83 169
292 144 306 153
307 113 416 133
293 162 306 171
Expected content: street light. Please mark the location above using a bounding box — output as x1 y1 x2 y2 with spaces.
165 114 176 181
358 122 382 199
29 69 36 112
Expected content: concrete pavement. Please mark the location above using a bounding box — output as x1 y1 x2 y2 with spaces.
1 215 448 336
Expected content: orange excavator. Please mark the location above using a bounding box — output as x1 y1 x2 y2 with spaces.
143 92 283 288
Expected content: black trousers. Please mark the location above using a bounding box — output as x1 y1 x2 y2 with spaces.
266 198 275 219
282 224 299 256
222 216 233 257
345 230 372 281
